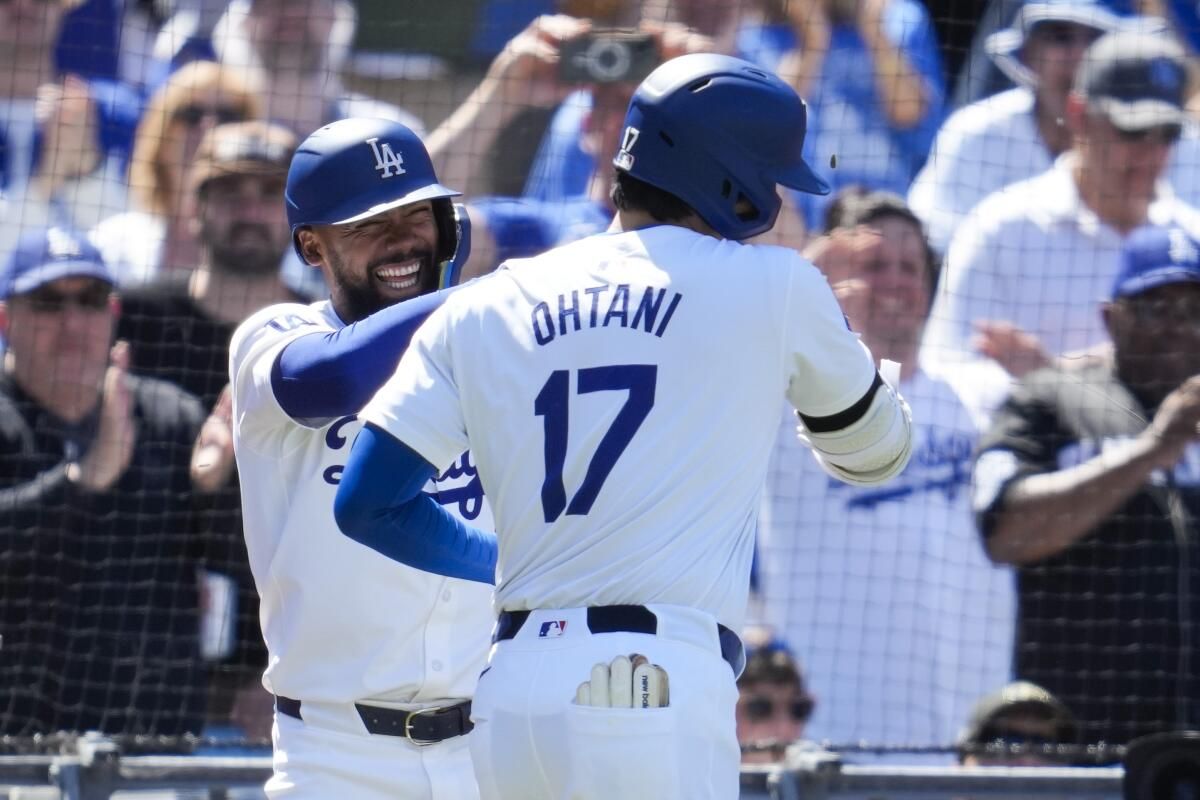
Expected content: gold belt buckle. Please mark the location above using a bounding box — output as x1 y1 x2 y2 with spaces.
404 706 442 746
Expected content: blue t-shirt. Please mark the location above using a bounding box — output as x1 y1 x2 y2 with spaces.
738 3 945 229
472 195 611 268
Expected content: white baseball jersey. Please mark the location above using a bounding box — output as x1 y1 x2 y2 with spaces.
360 225 878 633
229 300 495 705
759 366 1016 758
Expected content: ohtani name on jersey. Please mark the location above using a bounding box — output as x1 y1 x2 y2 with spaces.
530 284 683 346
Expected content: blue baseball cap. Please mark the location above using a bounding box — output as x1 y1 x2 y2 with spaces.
0 226 115 300
1075 29 1189 131
1112 224 1200 299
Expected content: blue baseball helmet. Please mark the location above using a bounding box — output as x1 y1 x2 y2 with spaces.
612 53 829 241
285 117 469 288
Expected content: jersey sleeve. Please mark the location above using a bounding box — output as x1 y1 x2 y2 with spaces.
228 302 334 448
971 374 1064 538
359 299 468 472
782 259 879 417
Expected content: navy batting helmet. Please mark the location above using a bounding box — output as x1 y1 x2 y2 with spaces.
612 53 829 241
285 117 467 287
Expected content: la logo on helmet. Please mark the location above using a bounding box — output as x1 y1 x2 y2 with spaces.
367 137 405 178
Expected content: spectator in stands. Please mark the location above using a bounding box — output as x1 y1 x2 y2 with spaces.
0 225 207 738
908 0 1121 253
972 222 1200 747
758 190 1015 762
0 0 141 260
734 0 945 230
921 28 1200 380
92 60 260 285
956 681 1079 766
736 637 815 765
209 0 424 139
913 5 1200 256
429 14 804 278
115 121 300 739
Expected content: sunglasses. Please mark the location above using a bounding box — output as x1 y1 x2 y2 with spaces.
742 695 814 723
16 284 111 314
173 104 247 127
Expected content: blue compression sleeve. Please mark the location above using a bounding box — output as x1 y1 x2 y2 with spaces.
333 423 497 584
272 288 452 421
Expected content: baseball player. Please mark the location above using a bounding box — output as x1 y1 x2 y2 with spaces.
228 117 494 799
334 55 914 799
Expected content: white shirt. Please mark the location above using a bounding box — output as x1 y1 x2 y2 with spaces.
229 299 494 705
908 87 1200 254
360 225 879 633
759 366 1016 756
919 154 1200 369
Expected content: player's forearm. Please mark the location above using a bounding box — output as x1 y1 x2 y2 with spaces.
859 25 928 128
273 289 451 421
334 424 497 585
985 435 1163 565
426 78 523 199
0 461 75 522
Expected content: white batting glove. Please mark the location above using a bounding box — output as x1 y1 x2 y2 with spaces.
574 654 669 708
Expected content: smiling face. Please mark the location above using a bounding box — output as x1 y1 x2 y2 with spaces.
297 201 440 322
853 214 934 352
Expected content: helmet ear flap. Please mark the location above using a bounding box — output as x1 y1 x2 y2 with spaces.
436 202 471 289
432 198 458 264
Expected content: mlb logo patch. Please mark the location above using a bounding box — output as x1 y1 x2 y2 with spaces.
538 620 567 638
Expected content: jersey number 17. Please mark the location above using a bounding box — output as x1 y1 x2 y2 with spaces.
534 364 657 522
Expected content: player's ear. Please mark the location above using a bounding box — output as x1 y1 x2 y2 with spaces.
296 227 323 268
0 301 8 337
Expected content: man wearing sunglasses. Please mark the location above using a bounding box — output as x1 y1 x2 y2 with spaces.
0 225 211 739
922 26 1200 383
910 0 1138 254
735 640 814 765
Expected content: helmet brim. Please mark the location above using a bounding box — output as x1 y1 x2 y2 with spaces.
326 182 462 226
776 160 831 197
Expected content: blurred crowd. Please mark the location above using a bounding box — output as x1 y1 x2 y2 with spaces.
3 0 1200 780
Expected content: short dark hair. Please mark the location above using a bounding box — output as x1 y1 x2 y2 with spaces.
610 170 696 225
738 643 805 692
825 187 940 289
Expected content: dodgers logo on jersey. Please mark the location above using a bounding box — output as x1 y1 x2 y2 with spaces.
430 452 485 521
367 137 405 178
538 620 567 638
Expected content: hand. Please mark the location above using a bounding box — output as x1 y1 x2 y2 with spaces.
32 75 99 197
1144 374 1200 470
803 226 883 332
575 653 669 708
639 20 715 61
971 320 1052 378
191 385 236 493
73 341 137 492
489 15 591 108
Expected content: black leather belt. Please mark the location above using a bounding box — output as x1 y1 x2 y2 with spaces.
274 695 473 744
493 604 745 675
